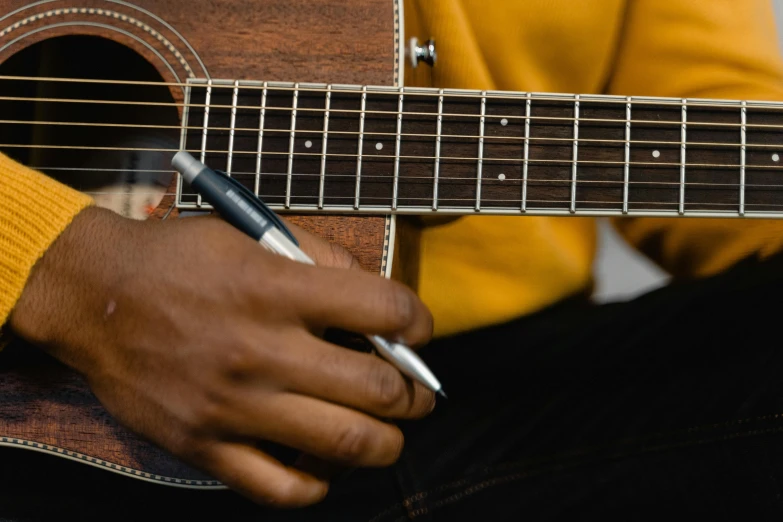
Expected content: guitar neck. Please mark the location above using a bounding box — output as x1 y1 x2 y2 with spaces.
178 80 783 219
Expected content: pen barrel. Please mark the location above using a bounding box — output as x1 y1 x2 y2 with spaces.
368 336 442 393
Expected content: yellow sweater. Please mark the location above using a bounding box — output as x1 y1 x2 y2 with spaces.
411 0 783 337
3 0 783 339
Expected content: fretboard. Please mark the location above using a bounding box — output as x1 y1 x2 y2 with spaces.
177 79 783 218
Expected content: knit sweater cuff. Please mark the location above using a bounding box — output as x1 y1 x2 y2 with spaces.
0 153 94 326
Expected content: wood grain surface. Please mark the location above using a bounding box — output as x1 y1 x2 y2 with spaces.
0 0 398 485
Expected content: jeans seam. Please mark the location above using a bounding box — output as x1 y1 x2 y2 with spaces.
368 413 783 521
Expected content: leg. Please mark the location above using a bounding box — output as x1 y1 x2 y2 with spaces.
374 251 783 521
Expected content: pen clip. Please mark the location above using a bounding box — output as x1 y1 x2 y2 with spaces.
213 170 300 247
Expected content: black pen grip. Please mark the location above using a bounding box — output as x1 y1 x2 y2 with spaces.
190 167 273 241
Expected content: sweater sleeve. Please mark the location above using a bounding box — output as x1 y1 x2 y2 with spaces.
0 152 94 327
606 0 783 278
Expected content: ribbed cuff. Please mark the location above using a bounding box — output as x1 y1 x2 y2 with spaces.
0 152 94 328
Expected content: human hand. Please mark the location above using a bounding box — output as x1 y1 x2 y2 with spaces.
9 207 435 507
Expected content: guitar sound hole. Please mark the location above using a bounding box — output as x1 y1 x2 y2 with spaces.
0 35 180 220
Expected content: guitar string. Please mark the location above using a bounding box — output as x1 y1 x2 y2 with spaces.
2 74 783 111
34 166 783 191
1 118 780 150
81 190 783 210
3 93 783 132
4 143 782 170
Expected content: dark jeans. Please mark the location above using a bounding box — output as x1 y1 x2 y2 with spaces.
4 250 783 521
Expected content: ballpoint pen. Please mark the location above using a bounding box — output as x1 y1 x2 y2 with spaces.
171 151 446 398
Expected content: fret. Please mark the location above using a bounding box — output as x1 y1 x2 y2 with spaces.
623 97 631 214
679 102 741 213
679 100 687 215
226 79 239 176
197 79 212 207
742 104 783 213
628 101 681 212
254 82 268 197
479 92 527 210
392 87 403 211
284 83 299 209
176 82 193 205
522 93 531 212
572 97 626 212
355 86 367 210
740 101 747 216
432 89 444 211
570 95 580 214
321 87 363 208
357 90 398 208
318 85 331 209
398 90 438 208
476 92 486 212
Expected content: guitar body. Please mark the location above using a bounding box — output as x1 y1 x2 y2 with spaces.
0 0 411 487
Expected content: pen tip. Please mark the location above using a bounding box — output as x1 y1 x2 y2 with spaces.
437 389 448 399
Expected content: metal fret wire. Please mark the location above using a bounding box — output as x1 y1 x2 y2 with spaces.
226 80 239 176
254 82 268 197
175 79 192 205
679 100 687 215
355 86 367 210
197 79 211 207
522 93 531 213
623 98 631 214
740 101 747 216
476 92 486 212
284 84 299 209
391 87 403 211
570 95 579 214
318 85 331 209
432 89 444 211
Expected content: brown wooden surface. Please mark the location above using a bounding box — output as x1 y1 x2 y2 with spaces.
0 0 397 485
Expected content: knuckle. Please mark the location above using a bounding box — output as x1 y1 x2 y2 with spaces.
367 363 406 411
187 390 227 431
217 341 264 381
331 423 371 462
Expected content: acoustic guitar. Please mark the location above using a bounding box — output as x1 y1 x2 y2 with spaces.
1 0 782 490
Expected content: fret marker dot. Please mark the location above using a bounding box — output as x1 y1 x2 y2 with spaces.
376 142 383 151
304 140 312 149
500 118 508 126
498 173 506 181
652 150 661 158
773 154 780 162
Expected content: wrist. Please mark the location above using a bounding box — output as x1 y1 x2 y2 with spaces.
8 206 130 368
